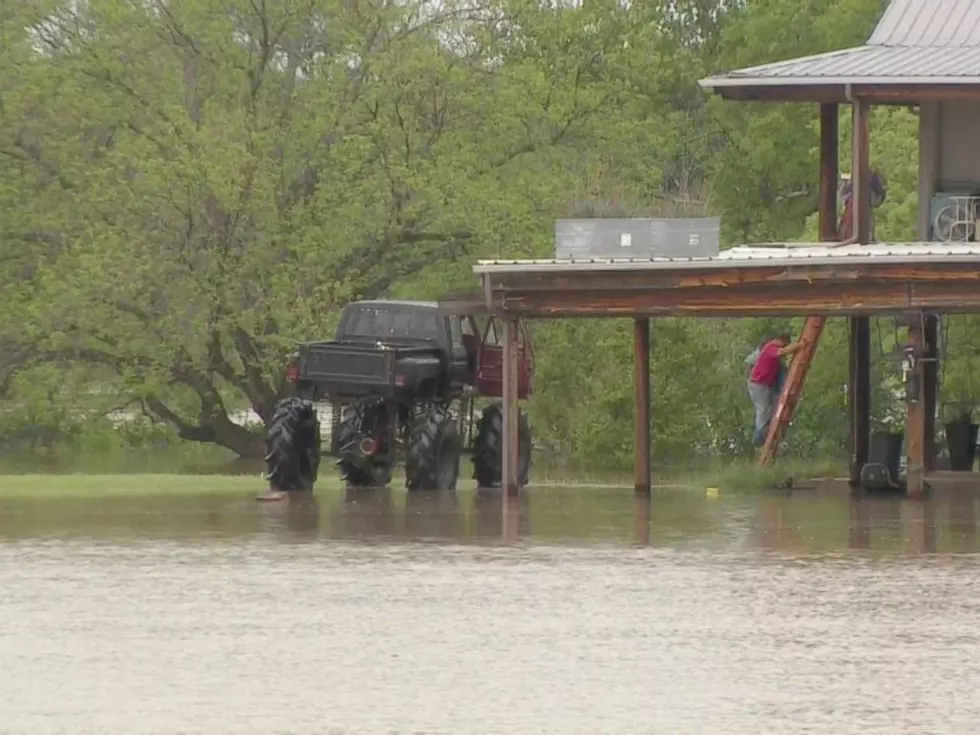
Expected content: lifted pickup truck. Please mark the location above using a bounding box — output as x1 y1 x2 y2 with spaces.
291 300 473 402
265 299 533 494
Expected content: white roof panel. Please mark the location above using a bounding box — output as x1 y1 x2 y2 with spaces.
474 242 980 274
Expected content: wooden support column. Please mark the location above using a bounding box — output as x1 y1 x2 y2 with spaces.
501 316 520 498
818 102 839 241
923 315 939 471
918 103 941 474
905 315 927 498
633 317 651 496
848 317 871 486
847 96 872 488
852 96 872 244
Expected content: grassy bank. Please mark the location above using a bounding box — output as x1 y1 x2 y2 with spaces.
0 455 847 498
0 473 269 498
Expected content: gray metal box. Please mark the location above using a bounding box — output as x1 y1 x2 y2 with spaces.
555 217 720 259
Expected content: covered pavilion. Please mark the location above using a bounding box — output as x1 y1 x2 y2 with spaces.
461 0 980 498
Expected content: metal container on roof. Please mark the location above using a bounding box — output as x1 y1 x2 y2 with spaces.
555 218 721 260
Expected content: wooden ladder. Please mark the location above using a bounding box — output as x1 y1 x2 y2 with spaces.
756 316 826 466
757 199 855 467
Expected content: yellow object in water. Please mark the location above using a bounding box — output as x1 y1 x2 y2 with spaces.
705 487 720 499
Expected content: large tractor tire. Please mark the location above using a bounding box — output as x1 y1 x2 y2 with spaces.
265 397 322 492
472 402 531 489
405 405 461 491
335 401 393 489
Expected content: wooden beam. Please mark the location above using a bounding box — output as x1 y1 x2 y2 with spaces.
905 316 927 498
487 261 980 295
848 317 871 486
861 86 980 103
498 280 980 318
501 317 520 497
633 317 651 496
712 83 980 104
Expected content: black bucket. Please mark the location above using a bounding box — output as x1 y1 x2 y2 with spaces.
945 420 979 472
868 430 904 482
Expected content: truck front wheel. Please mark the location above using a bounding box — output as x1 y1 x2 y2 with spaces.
265 397 322 492
406 405 461 491
472 402 531 489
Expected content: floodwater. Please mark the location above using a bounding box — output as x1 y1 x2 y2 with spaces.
3 482 980 734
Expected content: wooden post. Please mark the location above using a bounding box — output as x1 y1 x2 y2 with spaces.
818 102 839 241
852 97 872 244
905 315 927 498
848 317 871 486
633 317 651 495
501 316 520 497
923 315 938 471
918 104 941 474
847 96 872 488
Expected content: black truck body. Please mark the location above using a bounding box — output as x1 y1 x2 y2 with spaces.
291 301 471 402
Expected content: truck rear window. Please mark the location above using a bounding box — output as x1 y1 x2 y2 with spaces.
343 306 441 341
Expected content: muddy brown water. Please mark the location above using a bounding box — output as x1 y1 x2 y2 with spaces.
3 482 980 734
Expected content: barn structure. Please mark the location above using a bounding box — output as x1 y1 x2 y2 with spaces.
462 0 980 499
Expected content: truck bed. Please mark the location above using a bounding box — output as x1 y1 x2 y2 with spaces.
295 340 438 399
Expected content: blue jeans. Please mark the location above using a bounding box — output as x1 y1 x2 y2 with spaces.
748 381 776 446
749 366 786 446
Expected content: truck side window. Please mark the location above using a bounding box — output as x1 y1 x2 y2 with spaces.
449 317 464 350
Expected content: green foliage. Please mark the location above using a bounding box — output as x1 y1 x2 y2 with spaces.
3 0 979 472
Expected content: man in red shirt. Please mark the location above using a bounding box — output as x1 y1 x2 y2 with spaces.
747 332 807 446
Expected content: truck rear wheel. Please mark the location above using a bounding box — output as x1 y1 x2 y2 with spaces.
406 405 461 491
265 397 322 492
336 402 393 489
472 402 531 489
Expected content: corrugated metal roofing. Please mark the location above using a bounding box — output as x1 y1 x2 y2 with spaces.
474 242 980 274
869 0 980 47
707 45 980 85
701 0 980 87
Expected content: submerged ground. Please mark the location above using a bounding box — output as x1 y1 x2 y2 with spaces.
2 475 979 734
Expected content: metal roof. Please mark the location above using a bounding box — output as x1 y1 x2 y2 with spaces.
702 45 980 87
870 0 980 47
701 0 980 90
474 242 980 274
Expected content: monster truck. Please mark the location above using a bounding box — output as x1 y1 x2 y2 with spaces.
265 299 533 492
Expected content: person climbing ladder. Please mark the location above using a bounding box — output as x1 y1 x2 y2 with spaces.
747 332 807 446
